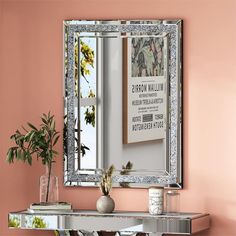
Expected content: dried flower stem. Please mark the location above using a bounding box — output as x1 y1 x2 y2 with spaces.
100 165 115 196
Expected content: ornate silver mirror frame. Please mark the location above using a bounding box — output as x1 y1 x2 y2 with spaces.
63 20 183 188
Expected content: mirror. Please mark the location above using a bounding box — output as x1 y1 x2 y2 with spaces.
64 20 183 188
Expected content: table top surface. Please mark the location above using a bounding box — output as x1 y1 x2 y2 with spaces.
10 210 209 220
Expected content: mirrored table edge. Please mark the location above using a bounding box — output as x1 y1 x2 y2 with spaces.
9 210 210 235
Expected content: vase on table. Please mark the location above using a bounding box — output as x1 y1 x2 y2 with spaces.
39 165 59 203
96 195 115 213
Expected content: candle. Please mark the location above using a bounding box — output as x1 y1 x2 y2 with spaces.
148 187 164 215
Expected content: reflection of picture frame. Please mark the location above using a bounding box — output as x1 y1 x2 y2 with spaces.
131 37 165 77
123 36 168 144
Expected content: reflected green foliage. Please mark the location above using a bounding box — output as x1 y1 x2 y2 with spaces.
120 161 133 188
74 39 95 95
80 140 90 157
85 106 95 127
80 41 94 80
120 161 133 175
8 216 20 228
84 90 96 127
64 28 96 158
63 116 90 158
54 230 60 236
74 40 95 91
78 40 96 128
32 217 47 228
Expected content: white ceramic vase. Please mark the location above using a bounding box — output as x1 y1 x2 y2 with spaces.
96 195 115 213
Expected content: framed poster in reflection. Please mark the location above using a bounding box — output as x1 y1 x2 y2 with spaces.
123 36 168 144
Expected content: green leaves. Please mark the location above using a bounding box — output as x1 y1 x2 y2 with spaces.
6 112 60 167
6 147 32 165
84 90 96 127
119 161 133 188
32 217 47 228
27 122 38 131
80 143 90 157
6 148 14 163
84 106 95 127
8 216 20 228
120 161 133 175
80 40 94 79
53 135 60 146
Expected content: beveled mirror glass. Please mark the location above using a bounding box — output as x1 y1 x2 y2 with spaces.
64 20 183 188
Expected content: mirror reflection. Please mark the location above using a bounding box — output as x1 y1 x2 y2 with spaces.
64 20 182 187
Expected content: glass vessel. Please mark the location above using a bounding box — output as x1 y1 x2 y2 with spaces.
165 190 180 214
40 165 59 203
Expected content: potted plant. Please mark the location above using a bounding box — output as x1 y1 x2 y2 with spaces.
6 112 60 203
96 165 115 213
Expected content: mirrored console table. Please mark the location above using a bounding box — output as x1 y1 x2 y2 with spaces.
9 210 210 236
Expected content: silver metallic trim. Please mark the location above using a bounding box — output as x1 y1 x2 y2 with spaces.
63 20 183 188
97 37 104 169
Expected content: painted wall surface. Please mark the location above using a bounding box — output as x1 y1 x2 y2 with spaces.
0 0 236 236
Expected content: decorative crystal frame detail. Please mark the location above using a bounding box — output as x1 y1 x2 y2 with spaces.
63 20 183 188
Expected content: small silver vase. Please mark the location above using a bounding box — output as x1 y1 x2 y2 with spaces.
96 195 115 213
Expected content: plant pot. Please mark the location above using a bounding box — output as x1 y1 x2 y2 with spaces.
96 195 115 213
39 165 59 203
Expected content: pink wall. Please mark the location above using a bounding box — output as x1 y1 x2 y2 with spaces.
0 0 236 235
